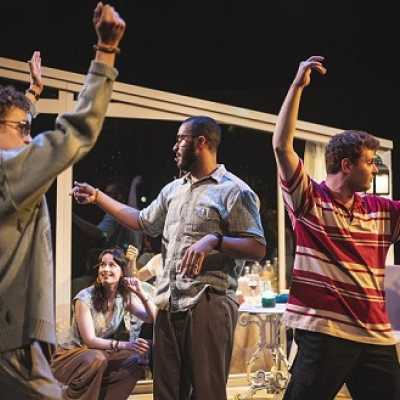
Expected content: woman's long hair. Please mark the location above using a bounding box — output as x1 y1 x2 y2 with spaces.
92 247 130 313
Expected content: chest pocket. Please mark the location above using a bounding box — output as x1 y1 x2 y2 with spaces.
190 206 221 233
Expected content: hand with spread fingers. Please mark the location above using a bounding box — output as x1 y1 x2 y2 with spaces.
178 234 220 278
292 55 327 89
27 51 44 97
122 276 145 298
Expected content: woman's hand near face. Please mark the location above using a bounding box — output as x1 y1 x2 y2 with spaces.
123 277 157 323
122 277 145 299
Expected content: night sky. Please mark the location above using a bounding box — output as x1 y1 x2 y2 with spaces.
2 1 400 262
2 1 399 141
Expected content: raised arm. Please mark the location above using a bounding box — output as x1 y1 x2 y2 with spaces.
1 3 126 216
93 2 125 67
123 277 157 323
125 244 139 277
24 2 125 105
25 51 44 105
272 56 327 181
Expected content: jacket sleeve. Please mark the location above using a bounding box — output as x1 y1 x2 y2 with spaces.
0 61 118 215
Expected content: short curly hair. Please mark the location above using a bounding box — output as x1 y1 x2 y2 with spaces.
181 116 221 152
0 85 31 120
325 130 380 174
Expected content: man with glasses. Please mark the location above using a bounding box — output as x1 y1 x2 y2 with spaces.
0 3 125 399
273 56 400 400
0 119 32 143
71 115 266 400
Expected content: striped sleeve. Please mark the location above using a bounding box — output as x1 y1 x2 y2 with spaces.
280 159 314 218
389 199 400 243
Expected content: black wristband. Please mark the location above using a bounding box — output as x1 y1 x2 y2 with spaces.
211 232 223 251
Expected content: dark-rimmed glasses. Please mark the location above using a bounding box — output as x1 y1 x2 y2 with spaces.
0 120 31 137
175 134 198 145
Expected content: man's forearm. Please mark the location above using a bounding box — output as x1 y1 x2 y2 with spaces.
219 236 266 261
95 189 142 231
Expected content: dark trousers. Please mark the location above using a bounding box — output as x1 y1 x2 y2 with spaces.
153 290 238 400
284 329 400 400
52 345 144 400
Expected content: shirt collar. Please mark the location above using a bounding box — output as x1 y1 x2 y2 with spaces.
182 164 227 184
320 181 365 213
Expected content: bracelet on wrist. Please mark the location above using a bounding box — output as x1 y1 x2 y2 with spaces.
93 44 121 54
93 188 99 204
26 88 40 101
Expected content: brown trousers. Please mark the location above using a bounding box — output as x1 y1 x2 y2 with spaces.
0 341 63 399
153 290 239 400
51 345 144 400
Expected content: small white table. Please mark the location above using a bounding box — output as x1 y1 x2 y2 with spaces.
234 303 289 400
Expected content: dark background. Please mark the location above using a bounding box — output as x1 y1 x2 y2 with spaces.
2 1 399 135
2 0 400 262
3 1 399 136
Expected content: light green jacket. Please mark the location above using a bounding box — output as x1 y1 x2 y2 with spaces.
0 61 118 351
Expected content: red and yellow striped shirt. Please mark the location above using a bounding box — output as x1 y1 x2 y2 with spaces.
281 160 400 345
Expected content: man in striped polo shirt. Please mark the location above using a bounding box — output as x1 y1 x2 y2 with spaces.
273 56 400 399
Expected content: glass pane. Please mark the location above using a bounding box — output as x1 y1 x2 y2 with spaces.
71 120 277 284
70 119 279 382
71 118 177 286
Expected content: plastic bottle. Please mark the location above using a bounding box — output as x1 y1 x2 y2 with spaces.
251 261 261 275
259 260 276 307
237 265 251 297
260 259 273 286
271 257 279 293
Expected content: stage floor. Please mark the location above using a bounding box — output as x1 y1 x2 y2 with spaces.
129 376 352 400
129 387 351 400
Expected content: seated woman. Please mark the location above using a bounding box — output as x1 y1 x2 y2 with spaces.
52 247 157 400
